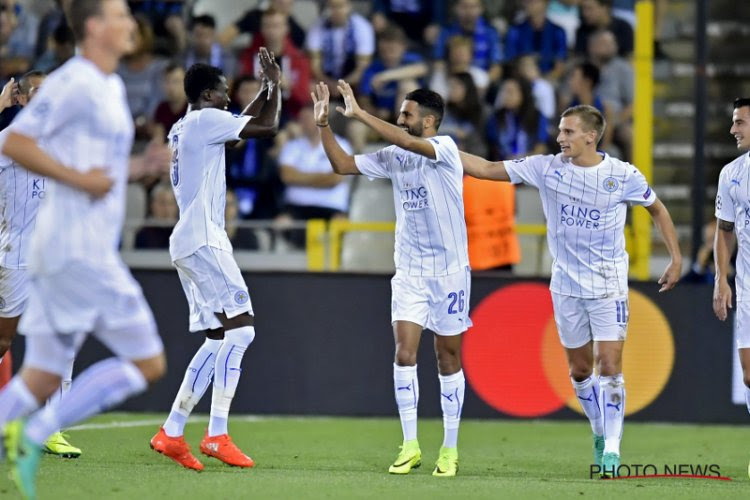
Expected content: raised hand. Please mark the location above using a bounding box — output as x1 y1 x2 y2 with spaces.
0 78 15 110
259 47 280 85
335 80 361 119
310 82 330 126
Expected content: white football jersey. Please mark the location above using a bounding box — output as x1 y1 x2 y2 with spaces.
506 153 656 298
716 152 750 301
2 56 134 275
167 108 250 261
354 135 469 277
0 128 46 269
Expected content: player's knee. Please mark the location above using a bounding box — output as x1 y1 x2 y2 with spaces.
743 373 750 390
225 326 255 347
0 333 13 355
597 360 619 377
394 349 417 367
569 368 592 382
436 350 461 374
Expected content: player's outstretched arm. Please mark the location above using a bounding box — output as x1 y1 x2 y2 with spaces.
646 199 682 292
713 218 736 320
336 80 437 160
2 131 112 197
238 48 282 139
459 151 511 181
312 82 359 175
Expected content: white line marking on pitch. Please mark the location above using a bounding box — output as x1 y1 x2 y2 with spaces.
68 415 264 431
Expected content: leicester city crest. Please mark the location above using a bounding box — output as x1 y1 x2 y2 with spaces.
234 291 249 305
603 176 619 192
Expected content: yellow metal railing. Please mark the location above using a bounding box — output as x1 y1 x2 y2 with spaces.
632 0 654 279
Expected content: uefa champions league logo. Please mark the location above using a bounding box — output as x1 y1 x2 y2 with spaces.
603 177 619 192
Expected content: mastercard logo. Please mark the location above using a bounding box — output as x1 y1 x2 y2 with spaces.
463 283 674 417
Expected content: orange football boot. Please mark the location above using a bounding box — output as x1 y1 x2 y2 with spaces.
150 427 204 471
199 431 255 468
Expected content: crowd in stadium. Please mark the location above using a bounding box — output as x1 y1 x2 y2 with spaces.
0 0 640 256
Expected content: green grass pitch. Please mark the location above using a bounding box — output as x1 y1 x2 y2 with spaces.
3 413 749 499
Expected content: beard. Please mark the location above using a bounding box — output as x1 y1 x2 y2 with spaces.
403 123 422 137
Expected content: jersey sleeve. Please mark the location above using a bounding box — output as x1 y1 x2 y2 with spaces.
8 75 90 142
427 136 461 170
354 146 393 179
0 129 11 170
715 167 735 222
197 108 251 144
622 165 656 207
503 154 552 188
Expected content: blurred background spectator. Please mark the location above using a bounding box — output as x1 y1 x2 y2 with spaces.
238 6 310 121
151 63 187 143
504 0 567 81
429 35 490 101
306 0 375 95
276 105 351 248
575 0 633 58
219 0 306 50
486 76 548 160
370 0 447 50
184 14 236 79
135 182 178 249
440 72 487 157
433 0 503 84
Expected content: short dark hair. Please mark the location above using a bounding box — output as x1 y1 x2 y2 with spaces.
65 0 105 42
593 0 613 7
52 22 75 45
191 14 216 30
576 62 600 87
404 88 444 129
734 98 750 110
378 24 407 44
184 63 224 104
17 70 46 96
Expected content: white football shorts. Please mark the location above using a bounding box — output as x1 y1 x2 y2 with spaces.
173 245 253 332
735 301 750 349
0 266 29 318
391 266 472 336
551 292 629 349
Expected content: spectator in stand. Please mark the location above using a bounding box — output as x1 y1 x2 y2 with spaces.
588 29 632 158
129 0 186 57
184 15 236 80
371 0 447 49
32 21 75 73
486 76 548 160
575 0 632 58
429 35 490 101
0 0 39 78
441 72 487 157
504 0 567 81
517 54 556 121
151 63 187 142
433 0 503 84
226 76 283 220
277 105 351 248
560 61 614 151
225 189 260 250
238 7 310 120
117 14 168 139
33 0 64 60
547 0 580 49
219 0 306 50
135 182 178 249
351 24 427 152
307 0 375 96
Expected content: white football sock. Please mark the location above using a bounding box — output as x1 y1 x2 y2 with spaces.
163 338 222 437
439 369 465 448
745 386 750 415
0 377 40 424
45 357 74 435
600 374 625 455
572 375 603 436
210 326 255 437
25 358 147 446
393 363 419 442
